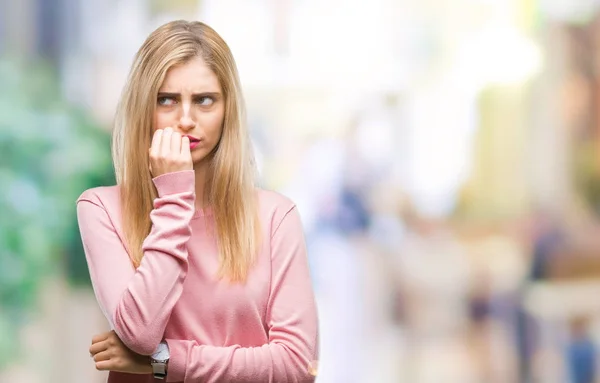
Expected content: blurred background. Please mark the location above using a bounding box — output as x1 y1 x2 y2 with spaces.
4 0 600 382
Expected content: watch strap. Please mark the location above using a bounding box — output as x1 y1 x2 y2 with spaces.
150 341 169 379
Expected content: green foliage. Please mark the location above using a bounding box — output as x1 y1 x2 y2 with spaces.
0 57 114 370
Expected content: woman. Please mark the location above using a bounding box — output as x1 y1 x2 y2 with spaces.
77 20 319 382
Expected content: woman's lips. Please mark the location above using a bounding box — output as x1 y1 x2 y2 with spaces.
184 135 200 149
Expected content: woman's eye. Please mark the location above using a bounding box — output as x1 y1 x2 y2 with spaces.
196 97 214 106
157 97 177 106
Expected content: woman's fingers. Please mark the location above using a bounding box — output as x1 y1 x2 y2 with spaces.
149 127 193 177
93 350 111 362
94 360 112 371
150 129 163 157
89 339 108 356
181 136 191 159
171 131 182 154
160 127 173 156
91 331 110 344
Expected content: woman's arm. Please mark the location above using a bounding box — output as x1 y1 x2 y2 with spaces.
164 206 319 382
77 170 195 355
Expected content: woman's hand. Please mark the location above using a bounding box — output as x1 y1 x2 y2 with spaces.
89 330 152 374
149 127 193 177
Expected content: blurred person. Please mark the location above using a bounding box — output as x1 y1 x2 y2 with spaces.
516 211 566 382
305 169 371 382
393 206 477 382
307 217 367 383
466 251 521 383
566 316 597 383
76 20 318 382
287 128 378 381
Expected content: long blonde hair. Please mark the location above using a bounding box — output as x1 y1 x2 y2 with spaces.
112 20 260 282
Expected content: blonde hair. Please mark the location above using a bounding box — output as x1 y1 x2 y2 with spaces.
112 20 260 282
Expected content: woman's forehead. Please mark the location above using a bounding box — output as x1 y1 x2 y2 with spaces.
160 57 221 93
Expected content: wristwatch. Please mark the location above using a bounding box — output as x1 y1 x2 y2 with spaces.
150 341 170 380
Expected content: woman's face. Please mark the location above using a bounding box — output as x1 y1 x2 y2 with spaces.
153 56 225 166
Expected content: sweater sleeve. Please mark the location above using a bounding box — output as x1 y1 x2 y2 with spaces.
77 170 196 355
164 205 319 382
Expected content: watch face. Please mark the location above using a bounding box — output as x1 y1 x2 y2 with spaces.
152 343 170 361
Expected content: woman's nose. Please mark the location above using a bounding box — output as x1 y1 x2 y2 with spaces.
178 115 195 131
178 104 196 131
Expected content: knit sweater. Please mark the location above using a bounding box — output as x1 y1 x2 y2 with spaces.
76 170 319 382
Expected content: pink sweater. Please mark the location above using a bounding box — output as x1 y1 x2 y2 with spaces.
76 170 319 382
